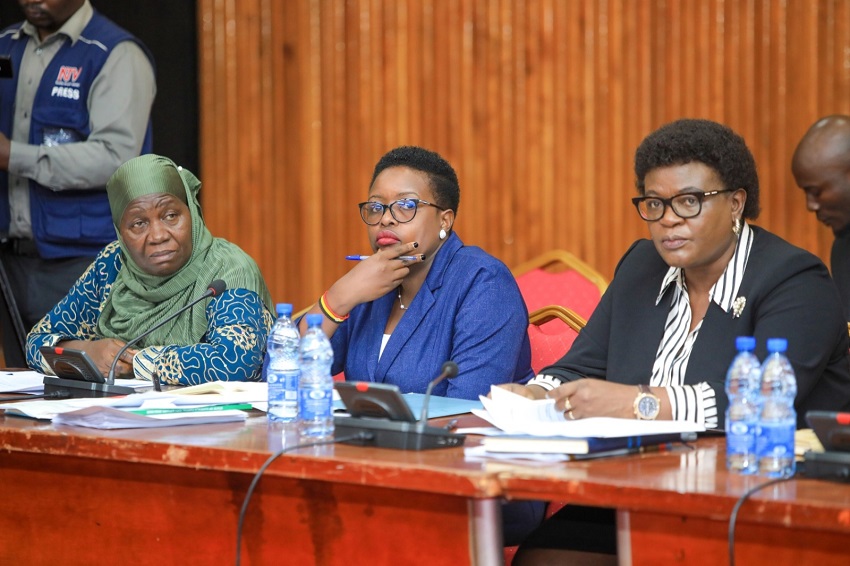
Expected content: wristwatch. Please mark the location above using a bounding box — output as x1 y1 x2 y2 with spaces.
633 384 660 420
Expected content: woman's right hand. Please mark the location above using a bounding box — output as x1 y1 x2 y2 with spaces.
57 338 138 378
325 242 423 315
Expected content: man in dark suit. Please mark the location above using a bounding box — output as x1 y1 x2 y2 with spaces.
792 115 850 320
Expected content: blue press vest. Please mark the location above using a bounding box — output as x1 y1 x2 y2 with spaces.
0 11 153 259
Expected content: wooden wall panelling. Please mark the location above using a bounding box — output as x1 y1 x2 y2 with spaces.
198 0 850 312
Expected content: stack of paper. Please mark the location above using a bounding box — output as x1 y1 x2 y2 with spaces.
467 386 704 457
52 405 248 429
1 383 267 429
0 371 45 394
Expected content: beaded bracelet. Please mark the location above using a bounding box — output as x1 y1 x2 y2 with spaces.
319 292 349 323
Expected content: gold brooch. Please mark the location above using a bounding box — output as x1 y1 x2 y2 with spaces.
732 296 746 318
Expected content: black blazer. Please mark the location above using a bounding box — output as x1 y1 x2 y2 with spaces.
544 226 850 428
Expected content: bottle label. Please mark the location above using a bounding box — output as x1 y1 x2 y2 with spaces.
727 421 757 454
756 422 795 459
268 370 300 394
299 387 333 420
268 369 300 421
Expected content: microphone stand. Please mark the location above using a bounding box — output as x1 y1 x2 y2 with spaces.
43 280 225 399
334 361 466 450
416 361 459 432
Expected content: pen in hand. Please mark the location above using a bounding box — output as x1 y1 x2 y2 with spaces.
346 255 419 261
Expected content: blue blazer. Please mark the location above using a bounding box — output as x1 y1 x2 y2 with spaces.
331 232 534 400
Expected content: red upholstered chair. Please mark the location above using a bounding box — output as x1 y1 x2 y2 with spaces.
527 305 586 373
512 250 608 322
504 306 586 564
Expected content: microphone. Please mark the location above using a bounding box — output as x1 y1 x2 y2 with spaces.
43 280 226 399
418 360 459 425
107 279 227 384
333 361 466 450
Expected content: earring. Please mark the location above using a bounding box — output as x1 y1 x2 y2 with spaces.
439 229 447 240
733 217 741 237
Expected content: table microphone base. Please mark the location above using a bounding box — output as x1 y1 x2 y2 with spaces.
802 450 850 482
334 416 466 450
43 376 137 398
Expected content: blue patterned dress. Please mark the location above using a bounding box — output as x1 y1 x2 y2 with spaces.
26 242 274 385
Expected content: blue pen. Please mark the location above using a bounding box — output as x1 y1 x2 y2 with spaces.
346 255 419 261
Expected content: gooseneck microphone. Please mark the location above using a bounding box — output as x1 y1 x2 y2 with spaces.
417 360 459 425
333 360 466 450
106 279 227 385
42 280 228 399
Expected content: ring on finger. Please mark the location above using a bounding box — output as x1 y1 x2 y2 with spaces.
567 410 576 420
563 398 573 412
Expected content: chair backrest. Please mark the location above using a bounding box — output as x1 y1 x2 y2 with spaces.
527 305 586 374
512 250 608 321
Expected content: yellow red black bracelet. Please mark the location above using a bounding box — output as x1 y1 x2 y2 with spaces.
319 292 348 323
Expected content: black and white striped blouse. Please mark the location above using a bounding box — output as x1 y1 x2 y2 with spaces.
529 222 754 428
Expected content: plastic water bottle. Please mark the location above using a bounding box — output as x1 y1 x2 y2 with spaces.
756 338 797 477
266 303 300 423
725 336 761 474
298 314 335 440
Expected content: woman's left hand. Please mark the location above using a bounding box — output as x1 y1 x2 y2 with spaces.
546 379 641 420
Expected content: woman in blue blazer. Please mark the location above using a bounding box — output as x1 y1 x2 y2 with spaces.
300 146 541 546
301 145 534 400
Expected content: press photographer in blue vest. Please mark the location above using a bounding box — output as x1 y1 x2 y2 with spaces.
0 0 155 367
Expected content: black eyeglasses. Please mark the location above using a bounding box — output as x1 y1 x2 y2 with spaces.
632 189 735 221
357 198 446 225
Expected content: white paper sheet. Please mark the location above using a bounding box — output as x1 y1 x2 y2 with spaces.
476 385 704 438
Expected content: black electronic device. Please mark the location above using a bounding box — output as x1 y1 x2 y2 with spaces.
106 279 227 389
335 381 418 422
40 346 136 397
334 415 466 450
806 411 850 452
802 411 850 481
0 56 12 79
801 450 850 482
40 279 226 399
333 361 466 451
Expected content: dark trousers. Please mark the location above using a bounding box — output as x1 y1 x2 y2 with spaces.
503 499 547 547
0 242 93 367
516 504 617 555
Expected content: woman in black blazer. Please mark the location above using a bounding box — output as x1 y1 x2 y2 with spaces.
508 118 850 565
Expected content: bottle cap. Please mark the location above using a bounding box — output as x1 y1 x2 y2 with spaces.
735 336 756 351
306 313 324 327
275 303 293 316
766 337 788 353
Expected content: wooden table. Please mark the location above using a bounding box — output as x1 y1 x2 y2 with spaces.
494 435 850 565
4 409 850 565
0 413 503 565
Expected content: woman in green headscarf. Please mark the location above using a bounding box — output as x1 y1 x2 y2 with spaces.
26 155 274 385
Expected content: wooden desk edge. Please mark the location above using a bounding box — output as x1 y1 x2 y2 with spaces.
0 416 503 499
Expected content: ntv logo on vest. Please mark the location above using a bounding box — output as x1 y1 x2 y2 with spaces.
51 66 82 101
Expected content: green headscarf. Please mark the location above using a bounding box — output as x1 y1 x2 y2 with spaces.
97 154 273 348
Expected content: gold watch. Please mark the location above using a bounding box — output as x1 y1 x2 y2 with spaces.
633 384 660 420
